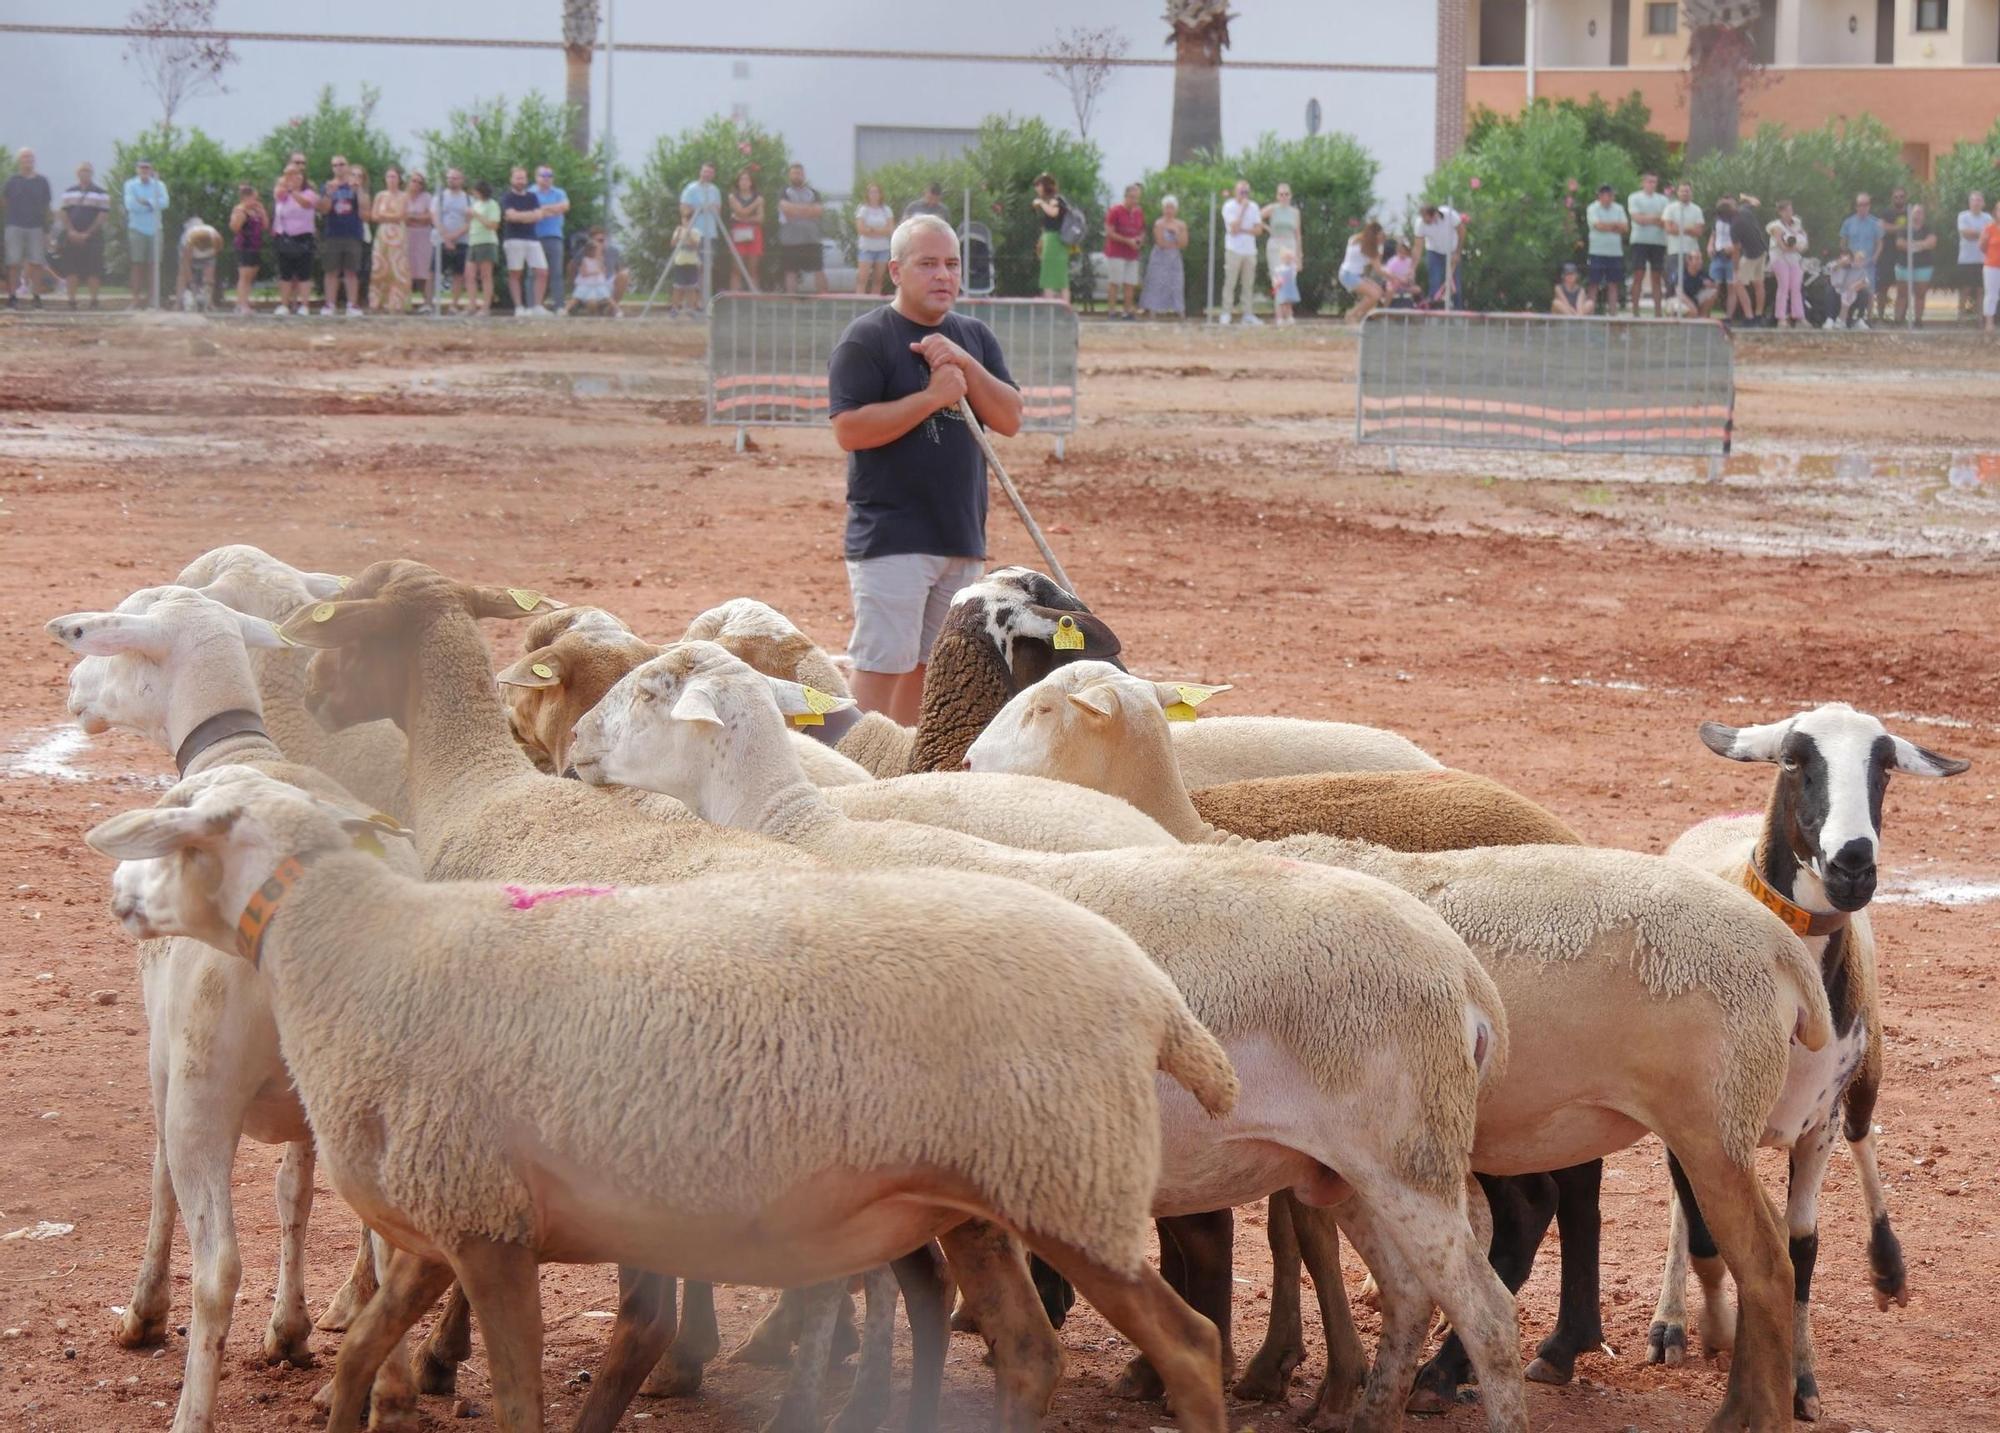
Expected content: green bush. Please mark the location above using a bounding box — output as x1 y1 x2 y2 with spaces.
1931 116 2000 226
1425 105 1640 311
106 123 252 291
419 92 610 236
858 114 1104 298
1142 132 1378 315
1469 92 1675 184
1686 116 1910 263
624 115 791 287
245 86 404 197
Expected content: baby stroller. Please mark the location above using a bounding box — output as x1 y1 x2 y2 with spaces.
962 221 994 297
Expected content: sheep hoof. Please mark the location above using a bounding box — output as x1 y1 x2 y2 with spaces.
1523 1356 1571 1386
367 1392 422 1432
1111 1354 1166 1402
312 1376 336 1412
730 1327 798 1369
1646 1320 1686 1366
1231 1348 1301 1403
1794 1373 1821 1423
949 1302 981 1335
1403 1384 1457 1416
114 1308 169 1349
413 1349 459 1397
830 1385 891 1433
262 1322 316 1369
642 1355 707 1397
317 1278 372 1332
1352 1275 1381 1312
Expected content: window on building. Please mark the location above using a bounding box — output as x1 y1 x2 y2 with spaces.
1646 2 1678 36
1916 0 1948 30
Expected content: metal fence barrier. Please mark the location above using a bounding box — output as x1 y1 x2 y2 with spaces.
706 294 1080 454
1356 312 1735 458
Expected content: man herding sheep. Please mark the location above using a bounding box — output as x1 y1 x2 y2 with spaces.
828 214 1023 725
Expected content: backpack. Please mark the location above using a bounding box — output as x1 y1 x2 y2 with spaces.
1058 199 1087 247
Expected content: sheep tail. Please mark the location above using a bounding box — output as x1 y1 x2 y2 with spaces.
1774 933 1835 1053
1158 1008 1240 1117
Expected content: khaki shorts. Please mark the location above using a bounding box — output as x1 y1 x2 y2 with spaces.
1736 253 1767 285
844 553 985 675
4 226 46 266
126 229 161 263
503 237 547 271
1103 255 1140 286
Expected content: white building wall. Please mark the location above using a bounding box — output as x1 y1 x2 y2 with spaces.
1537 0 1616 65
0 0 1442 214
1781 0 1885 64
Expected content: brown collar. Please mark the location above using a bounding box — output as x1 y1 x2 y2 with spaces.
175 708 269 776
1741 862 1852 939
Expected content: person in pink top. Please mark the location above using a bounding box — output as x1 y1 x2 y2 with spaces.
270 161 319 317
1103 183 1145 320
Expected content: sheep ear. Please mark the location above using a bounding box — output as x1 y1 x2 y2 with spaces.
1889 735 1969 778
232 612 291 650
279 597 398 648
86 803 236 860
1698 718 1789 763
1028 606 1122 661
1067 687 1118 720
496 651 564 689
299 571 350 600
764 676 856 721
670 684 725 728
461 584 564 620
45 612 170 658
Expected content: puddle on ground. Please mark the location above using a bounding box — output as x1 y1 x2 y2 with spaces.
0 725 170 788
1877 878 2000 907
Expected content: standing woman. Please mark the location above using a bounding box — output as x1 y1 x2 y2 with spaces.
1894 203 1937 326
466 179 500 315
1339 220 1390 323
228 183 266 315
1032 172 1070 302
727 167 764 288
369 167 410 312
1139 195 1188 318
1262 182 1302 295
1765 199 1808 330
404 171 435 312
854 182 894 295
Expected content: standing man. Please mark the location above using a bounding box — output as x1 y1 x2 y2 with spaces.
1583 183 1628 316
532 163 569 310
1415 200 1466 310
903 181 950 222
57 161 110 309
1218 179 1262 325
122 157 169 308
499 166 546 315
1840 193 1883 328
1874 185 1907 321
826 214 1022 726
1103 183 1145 320
1661 180 1704 314
436 167 470 313
271 161 319 316
778 163 826 295
1626 172 1669 316
5 150 56 309
318 155 367 316
679 161 723 292
1956 191 1992 321
1731 193 1767 326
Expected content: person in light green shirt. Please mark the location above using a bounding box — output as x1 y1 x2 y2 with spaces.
1626 173 1670 316
1583 183 1628 315
465 179 502 313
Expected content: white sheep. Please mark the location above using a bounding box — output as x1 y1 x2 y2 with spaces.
1642 704 1967 1421
964 661 1841 1432
86 764 1241 1433
569 640 1532 1433
46 586 421 1431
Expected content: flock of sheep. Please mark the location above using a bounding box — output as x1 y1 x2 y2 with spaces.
45 545 1968 1433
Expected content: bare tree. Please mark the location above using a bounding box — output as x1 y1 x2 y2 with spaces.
562 0 601 155
124 0 236 132
1683 0 1765 161
1036 25 1130 139
1165 1 1234 165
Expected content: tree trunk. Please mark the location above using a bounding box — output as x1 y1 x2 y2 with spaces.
1168 32 1224 165
1685 24 1744 161
564 44 591 154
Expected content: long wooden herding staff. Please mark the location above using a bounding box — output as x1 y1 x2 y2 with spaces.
958 397 1078 598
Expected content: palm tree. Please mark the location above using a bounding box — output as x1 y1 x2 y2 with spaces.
1684 0 1762 161
1165 1 1234 165
562 0 600 155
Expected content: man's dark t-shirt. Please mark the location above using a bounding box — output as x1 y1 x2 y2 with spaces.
827 305 1015 562
4 173 52 228
501 189 540 238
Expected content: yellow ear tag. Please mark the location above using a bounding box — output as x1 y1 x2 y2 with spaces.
1174 684 1223 708
531 662 556 680
334 576 352 590
508 588 544 612
349 827 387 858
1165 702 1199 722
791 684 840 727
311 602 337 623
1052 615 1085 651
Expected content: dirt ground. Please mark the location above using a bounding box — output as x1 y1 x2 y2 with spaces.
2 313 1997 1433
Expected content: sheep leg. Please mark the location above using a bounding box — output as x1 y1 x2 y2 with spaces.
830 1266 901 1433
643 1280 722 1395
116 1126 177 1349
571 1267 675 1433
763 1280 845 1433
323 1250 454 1433
1234 1195 1304 1402
1289 1200 1369 1430
887 1243 952 1433
1669 1153 1738 1359
412 1282 472 1395
264 1139 318 1366
1409 1172 1554 1414
1116 1210 1232 1400
940 1221 1064 1432
163 1073 255 1433
1331 1200 1431 1433
733 1286 809 1367
1028 1236 1226 1433
1665 1144 1794 1433
318 1228 381 1332
1526 1160 1608 1384
1785 1124 1839 1422
1647 1171 1694 1367
449 1239 546 1432
1842 1056 1908 1310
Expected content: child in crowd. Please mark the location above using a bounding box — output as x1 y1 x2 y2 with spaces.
1551 260 1594 315
568 234 615 317
1824 250 1874 330
177 214 222 312
1382 239 1419 306
1269 246 1300 326
1667 245 1716 317
668 202 703 319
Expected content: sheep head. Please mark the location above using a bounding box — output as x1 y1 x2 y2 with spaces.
967 662 1229 795
680 598 854 699
497 628 662 773
174 545 349 623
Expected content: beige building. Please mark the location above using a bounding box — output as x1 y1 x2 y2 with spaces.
1466 0 2000 173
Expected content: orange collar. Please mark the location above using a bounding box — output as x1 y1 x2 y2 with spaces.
236 855 307 965
1741 862 1851 939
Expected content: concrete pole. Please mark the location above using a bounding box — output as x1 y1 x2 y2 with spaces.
1526 0 1539 101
